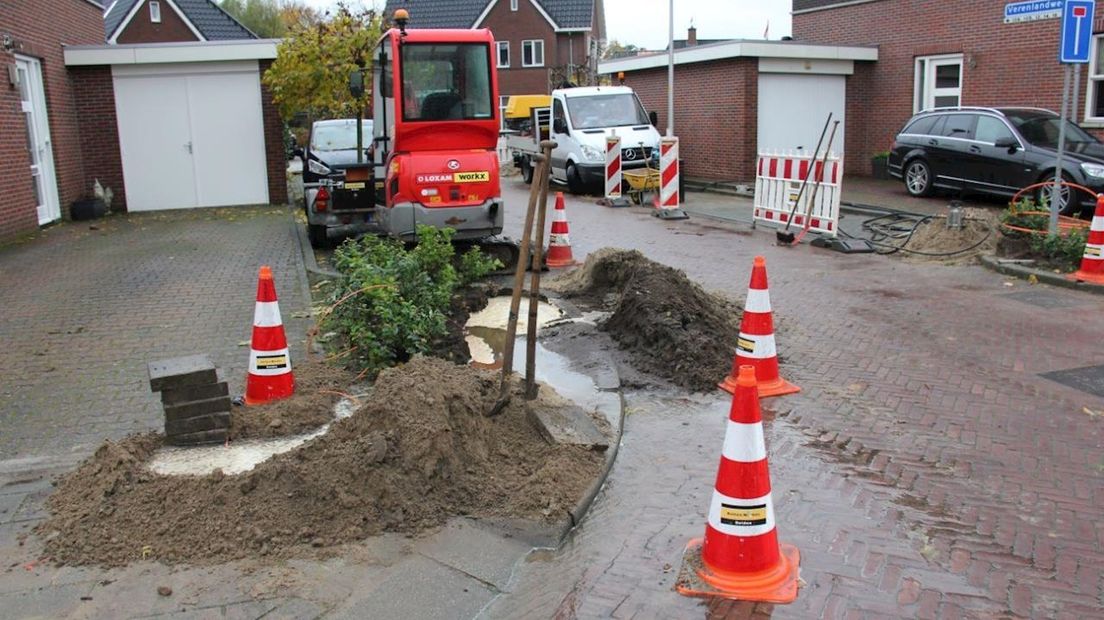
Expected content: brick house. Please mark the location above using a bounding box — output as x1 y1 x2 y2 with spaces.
0 0 107 241
600 41 876 183
104 0 256 44
793 0 1104 176
382 0 606 119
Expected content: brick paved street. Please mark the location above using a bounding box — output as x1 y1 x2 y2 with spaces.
0 207 311 465
488 181 1104 618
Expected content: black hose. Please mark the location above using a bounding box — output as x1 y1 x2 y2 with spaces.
845 213 995 256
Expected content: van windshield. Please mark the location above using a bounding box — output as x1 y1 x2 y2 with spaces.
566 93 649 130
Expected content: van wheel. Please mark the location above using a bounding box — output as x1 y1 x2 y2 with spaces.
566 163 584 194
520 157 534 184
308 224 331 249
904 159 933 197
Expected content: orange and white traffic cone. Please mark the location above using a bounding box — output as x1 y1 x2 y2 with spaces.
677 364 800 603
1070 195 1104 285
545 192 577 268
245 266 294 405
719 256 799 397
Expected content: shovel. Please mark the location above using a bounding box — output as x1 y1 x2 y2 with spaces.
488 140 556 417
792 121 839 246
776 113 831 245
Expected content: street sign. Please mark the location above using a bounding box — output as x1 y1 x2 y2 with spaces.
1004 0 1063 24
1060 0 1095 63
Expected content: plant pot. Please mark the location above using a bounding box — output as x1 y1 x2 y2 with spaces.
871 157 890 180
70 197 107 221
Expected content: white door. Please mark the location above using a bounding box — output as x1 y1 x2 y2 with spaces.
114 62 269 211
16 56 61 224
757 74 846 159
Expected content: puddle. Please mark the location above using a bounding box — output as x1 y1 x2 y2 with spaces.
146 397 361 477
466 295 618 430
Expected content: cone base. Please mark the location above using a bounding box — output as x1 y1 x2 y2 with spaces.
1069 270 1104 285
244 374 294 406
718 374 801 398
676 538 800 604
546 256 577 268
653 208 689 220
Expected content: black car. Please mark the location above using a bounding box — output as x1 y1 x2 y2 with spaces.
297 119 378 248
889 107 1104 217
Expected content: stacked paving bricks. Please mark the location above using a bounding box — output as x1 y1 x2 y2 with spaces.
148 354 231 446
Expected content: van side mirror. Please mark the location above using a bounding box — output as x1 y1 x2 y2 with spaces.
553 118 567 134
649 110 658 127
994 136 1018 152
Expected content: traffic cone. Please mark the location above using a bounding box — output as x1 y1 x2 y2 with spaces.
1070 195 1104 285
677 365 800 603
245 266 294 405
545 192 577 268
719 256 799 397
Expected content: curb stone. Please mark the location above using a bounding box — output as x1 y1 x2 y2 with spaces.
979 254 1104 295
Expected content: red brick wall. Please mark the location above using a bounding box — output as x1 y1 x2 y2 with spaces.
259 60 288 205
70 66 127 211
0 0 105 242
115 0 201 44
622 59 758 182
484 0 556 96
794 0 1104 175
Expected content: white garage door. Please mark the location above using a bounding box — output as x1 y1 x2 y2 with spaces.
114 61 269 211
757 73 846 161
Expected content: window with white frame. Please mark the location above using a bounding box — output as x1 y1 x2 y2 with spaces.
1087 35 1104 121
150 1 161 23
497 41 510 68
511 0 518 10
522 40 544 67
914 54 963 112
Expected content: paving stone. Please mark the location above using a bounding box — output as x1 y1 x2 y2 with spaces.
164 413 230 436
147 355 217 393
328 555 496 620
526 403 608 450
160 382 229 406
412 518 532 591
163 396 232 423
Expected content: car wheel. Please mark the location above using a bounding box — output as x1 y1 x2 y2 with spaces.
1034 173 1076 215
308 223 331 249
903 159 933 197
520 157 534 184
566 163 584 194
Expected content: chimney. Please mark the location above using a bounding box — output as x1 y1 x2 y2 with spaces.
687 25 697 46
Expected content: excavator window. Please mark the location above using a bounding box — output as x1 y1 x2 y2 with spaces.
400 43 493 122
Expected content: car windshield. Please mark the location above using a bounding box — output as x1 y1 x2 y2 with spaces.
566 93 649 130
310 120 374 151
1004 112 1098 148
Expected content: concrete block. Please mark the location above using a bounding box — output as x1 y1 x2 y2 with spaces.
161 381 229 405
148 355 217 392
165 429 228 447
163 396 232 422
527 403 609 450
165 412 230 436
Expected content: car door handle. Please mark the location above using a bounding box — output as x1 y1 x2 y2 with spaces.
969 145 981 153
928 139 939 146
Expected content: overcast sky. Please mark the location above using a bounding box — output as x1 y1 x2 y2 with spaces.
298 0 793 49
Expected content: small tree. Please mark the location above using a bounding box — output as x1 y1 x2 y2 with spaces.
262 4 383 121
220 0 286 38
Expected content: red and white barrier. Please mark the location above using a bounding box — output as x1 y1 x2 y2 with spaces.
753 151 841 237
655 137 688 220
605 136 623 200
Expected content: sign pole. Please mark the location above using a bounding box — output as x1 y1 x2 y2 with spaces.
1051 63 1071 236
666 0 674 138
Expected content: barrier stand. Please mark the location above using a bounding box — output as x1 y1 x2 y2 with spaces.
654 137 689 220
752 151 841 237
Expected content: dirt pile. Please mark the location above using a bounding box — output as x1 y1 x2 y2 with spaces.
37 357 603 566
230 359 357 440
899 209 999 265
548 248 742 392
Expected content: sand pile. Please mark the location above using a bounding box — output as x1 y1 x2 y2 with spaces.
229 359 356 440
548 249 742 392
37 357 603 566
899 208 998 264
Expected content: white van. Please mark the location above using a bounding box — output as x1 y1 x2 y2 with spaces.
508 86 662 194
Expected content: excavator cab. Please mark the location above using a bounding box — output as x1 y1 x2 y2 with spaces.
371 17 505 248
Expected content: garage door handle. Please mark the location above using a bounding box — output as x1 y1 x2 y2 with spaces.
184 141 193 154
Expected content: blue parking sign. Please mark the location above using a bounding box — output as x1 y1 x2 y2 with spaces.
1060 0 1095 63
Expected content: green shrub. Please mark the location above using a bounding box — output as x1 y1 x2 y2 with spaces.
1028 226 1088 271
325 225 500 376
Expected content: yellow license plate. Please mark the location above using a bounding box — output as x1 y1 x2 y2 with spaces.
453 171 489 183
344 182 366 190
